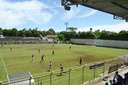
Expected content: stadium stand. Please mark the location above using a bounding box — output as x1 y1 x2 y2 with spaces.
0 36 57 45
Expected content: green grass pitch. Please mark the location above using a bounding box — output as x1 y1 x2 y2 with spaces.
0 44 128 83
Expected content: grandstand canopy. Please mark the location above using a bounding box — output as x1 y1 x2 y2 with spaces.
62 0 128 21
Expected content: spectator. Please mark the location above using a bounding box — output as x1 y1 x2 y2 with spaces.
105 82 108 85
113 71 123 83
115 81 122 85
123 72 128 85
113 79 116 85
109 80 113 85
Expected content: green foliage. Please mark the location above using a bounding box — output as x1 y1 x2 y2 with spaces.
2 29 9 36
0 27 128 41
108 32 118 40
94 29 100 38
0 27 2 32
117 30 128 40
48 28 56 35
79 31 96 39
58 34 65 41
67 27 77 32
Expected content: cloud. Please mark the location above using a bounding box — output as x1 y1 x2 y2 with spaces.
62 6 97 20
62 8 80 20
0 0 55 28
75 10 97 18
77 22 128 32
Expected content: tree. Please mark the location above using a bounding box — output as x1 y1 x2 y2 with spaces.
48 28 56 35
58 34 65 41
117 30 128 40
79 32 87 39
67 27 77 32
11 28 18 36
79 31 96 39
99 30 109 39
94 29 100 39
31 28 39 37
24 30 32 37
39 30 47 36
85 31 96 39
108 32 117 40
18 30 25 37
0 27 2 32
2 29 9 36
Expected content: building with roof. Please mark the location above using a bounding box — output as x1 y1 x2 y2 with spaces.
0 32 4 38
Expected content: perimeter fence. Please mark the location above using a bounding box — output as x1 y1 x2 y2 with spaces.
1 58 124 85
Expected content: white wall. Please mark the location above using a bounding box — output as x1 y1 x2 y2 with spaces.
70 39 128 48
94 39 103 46
70 39 94 45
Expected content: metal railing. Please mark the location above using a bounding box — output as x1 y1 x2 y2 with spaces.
1 58 124 85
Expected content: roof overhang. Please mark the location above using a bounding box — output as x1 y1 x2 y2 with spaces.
61 0 128 22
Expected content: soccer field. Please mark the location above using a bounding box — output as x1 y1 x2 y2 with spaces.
0 44 128 82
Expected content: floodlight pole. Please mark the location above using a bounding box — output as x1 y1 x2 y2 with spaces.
65 22 68 32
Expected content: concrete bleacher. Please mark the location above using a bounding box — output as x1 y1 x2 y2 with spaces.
0 36 57 44
0 37 43 44
82 54 128 85
82 66 128 85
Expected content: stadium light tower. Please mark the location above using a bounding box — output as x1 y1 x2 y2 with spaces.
65 22 68 32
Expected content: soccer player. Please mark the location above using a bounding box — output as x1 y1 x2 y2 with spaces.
10 48 12 51
38 49 40 53
32 54 34 62
79 57 82 65
40 55 44 63
49 61 52 70
69 46 71 49
60 64 63 75
52 50 54 55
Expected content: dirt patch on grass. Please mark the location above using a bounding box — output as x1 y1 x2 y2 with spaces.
74 54 104 64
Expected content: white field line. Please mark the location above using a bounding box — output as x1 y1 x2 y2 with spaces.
0 54 8 75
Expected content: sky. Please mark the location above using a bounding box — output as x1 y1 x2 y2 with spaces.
0 0 128 33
